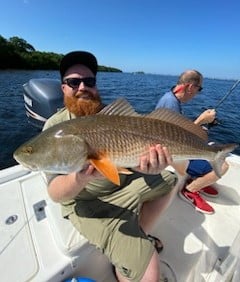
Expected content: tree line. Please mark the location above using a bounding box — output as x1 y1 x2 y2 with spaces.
0 35 122 73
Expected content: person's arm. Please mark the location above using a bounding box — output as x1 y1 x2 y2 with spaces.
194 109 216 125
47 165 103 202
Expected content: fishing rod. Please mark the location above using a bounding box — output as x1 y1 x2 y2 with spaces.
214 79 240 110
207 79 240 128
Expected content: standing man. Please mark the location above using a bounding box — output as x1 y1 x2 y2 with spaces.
156 70 229 215
43 51 177 282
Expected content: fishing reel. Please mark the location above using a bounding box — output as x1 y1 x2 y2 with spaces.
206 118 220 129
201 79 240 130
201 106 220 129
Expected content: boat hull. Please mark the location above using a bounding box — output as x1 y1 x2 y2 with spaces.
1 154 240 281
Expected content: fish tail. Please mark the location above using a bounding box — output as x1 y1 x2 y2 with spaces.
210 143 238 178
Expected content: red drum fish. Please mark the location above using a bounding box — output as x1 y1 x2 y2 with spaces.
14 99 238 185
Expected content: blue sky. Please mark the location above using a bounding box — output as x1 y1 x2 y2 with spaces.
1 0 240 79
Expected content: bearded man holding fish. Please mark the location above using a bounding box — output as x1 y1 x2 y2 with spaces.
37 51 178 282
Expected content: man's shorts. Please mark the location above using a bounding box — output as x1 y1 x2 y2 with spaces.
186 160 213 178
68 170 177 281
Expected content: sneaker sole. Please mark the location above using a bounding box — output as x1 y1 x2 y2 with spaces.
195 206 215 215
178 191 215 215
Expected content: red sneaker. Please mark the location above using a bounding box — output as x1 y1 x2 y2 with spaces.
179 188 215 214
200 186 218 198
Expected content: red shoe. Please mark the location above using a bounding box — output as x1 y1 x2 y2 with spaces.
200 186 218 198
179 188 215 215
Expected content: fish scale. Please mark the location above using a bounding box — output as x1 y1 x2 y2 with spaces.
81 115 215 163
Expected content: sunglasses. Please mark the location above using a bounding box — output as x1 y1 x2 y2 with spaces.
63 77 96 89
194 84 203 92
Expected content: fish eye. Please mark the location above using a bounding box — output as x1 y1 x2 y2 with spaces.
23 146 33 155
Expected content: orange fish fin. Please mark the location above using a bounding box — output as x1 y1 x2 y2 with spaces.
90 158 120 185
117 167 133 175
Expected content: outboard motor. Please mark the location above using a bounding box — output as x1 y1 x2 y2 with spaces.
23 78 64 129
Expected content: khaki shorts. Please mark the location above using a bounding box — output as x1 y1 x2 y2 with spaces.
68 170 177 281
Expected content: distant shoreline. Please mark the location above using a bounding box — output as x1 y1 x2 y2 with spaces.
0 35 123 73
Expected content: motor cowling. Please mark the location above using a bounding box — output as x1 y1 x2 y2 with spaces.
23 78 64 129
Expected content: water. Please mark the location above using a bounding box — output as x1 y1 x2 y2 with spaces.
0 70 239 170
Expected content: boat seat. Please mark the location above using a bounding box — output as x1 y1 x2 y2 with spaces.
45 199 91 256
32 172 92 257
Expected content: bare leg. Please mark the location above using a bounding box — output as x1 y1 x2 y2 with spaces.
186 161 229 193
172 160 229 193
115 251 160 282
139 185 177 234
171 160 190 176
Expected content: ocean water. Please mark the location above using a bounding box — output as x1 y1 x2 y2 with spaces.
0 70 239 170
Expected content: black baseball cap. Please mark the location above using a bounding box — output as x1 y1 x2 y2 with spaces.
60 51 98 80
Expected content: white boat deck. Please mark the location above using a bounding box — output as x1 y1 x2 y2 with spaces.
154 155 240 281
0 154 240 282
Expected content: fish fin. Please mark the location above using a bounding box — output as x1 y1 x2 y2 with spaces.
146 108 208 141
117 167 133 175
89 157 120 185
98 98 141 117
210 143 238 177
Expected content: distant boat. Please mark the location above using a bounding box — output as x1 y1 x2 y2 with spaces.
132 71 145 74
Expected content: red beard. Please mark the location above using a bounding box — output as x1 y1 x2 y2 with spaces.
64 93 102 116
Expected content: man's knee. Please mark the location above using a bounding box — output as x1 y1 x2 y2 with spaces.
161 170 178 188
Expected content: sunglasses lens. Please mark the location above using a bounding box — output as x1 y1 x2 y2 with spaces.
64 77 96 88
83 77 96 87
68 78 81 88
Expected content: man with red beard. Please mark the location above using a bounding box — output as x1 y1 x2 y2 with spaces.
43 51 177 282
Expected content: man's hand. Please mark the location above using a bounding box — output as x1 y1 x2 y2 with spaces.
133 144 172 174
77 164 104 180
195 109 216 125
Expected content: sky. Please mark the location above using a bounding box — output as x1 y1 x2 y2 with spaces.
1 0 240 79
